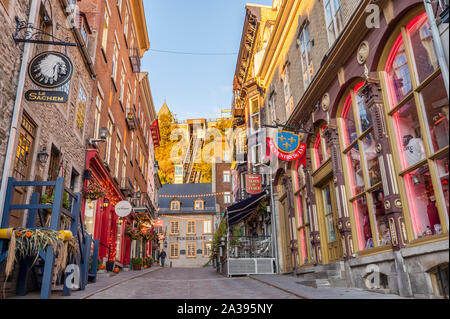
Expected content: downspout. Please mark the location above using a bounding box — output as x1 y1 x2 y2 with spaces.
0 0 40 222
424 0 449 97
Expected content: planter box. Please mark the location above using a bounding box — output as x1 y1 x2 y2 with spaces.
132 264 142 271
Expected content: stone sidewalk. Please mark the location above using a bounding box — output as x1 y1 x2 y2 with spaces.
9 266 163 299
249 274 407 299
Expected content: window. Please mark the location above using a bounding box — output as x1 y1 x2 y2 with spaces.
115 221 123 261
187 220 196 235
187 242 196 258
281 67 294 116
119 67 126 104
249 97 260 133
130 132 134 162
114 136 121 179
383 13 449 239
84 199 97 236
224 192 231 204
295 163 315 264
203 220 212 234
430 263 449 298
203 242 212 257
13 114 36 181
75 86 87 134
194 200 204 211
169 220 180 235
105 119 113 165
170 200 180 211
124 7 129 40
169 243 179 259
223 171 231 183
340 82 388 251
112 39 119 82
122 152 127 186
313 125 331 170
269 92 277 124
1 0 10 11
94 94 103 139
298 24 313 87
323 0 343 46
101 7 110 52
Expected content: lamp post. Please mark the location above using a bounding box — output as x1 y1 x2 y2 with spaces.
89 127 108 145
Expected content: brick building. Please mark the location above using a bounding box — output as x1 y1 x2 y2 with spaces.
79 0 159 268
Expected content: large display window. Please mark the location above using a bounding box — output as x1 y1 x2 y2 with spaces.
339 82 390 251
382 12 449 240
313 125 331 170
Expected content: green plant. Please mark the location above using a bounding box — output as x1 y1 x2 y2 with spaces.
143 257 153 266
83 182 106 201
41 189 71 210
131 257 143 266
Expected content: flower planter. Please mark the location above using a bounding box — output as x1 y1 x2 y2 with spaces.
132 264 142 271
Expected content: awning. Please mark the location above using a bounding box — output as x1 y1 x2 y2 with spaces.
226 191 267 226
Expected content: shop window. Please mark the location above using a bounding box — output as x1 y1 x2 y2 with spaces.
169 243 179 259
383 12 449 239
313 125 331 169
340 82 389 251
84 198 97 236
187 242 196 258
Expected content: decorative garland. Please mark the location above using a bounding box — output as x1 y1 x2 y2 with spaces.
159 192 227 198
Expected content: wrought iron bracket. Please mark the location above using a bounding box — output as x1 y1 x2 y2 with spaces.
262 121 315 135
12 16 77 47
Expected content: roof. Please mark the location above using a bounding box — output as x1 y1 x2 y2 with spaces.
158 183 217 214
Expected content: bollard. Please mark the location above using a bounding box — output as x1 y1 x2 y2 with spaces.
170 261 172 268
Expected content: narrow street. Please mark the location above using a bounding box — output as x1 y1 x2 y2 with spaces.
83 268 300 299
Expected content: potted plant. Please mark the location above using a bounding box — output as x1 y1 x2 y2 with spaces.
143 257 153 268
131 257 143 270
82 182 106 201
41 189 71 210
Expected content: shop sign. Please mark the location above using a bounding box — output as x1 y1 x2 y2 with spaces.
25 90 68 103
246 174 262 194
115 201 132 218
153 219 164 227
28 51 73 88
175 236 206 241
267 131 307 163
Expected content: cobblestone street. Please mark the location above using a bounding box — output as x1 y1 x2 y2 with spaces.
84 267 300 299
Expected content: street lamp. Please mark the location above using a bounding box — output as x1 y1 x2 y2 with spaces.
103 198 109 209
89 127 108 145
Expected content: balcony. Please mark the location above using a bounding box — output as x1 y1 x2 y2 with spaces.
129 48 141 73
126 107 137 131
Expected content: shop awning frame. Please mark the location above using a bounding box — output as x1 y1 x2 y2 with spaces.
226 191 267 226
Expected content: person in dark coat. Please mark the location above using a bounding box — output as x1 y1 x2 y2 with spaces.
159 249 167 267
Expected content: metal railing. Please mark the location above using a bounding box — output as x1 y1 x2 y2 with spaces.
228 236 273 259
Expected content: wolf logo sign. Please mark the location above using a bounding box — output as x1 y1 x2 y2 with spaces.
28 51 74 88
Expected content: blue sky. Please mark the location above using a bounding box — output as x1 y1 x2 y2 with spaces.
142 0 273 120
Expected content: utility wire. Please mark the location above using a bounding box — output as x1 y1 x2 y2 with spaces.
149 48 237 56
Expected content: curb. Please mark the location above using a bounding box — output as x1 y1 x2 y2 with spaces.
248 275 309 299
80 267 163 299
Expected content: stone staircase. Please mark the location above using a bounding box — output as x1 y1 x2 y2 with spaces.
294 262 348 288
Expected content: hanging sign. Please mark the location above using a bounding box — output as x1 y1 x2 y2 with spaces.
153 219 164 228
115 201 133 218
246 175 262 194
28 51 74 88
267 131 307 163
25 90 68 103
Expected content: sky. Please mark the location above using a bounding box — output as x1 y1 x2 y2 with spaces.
141 0 273 121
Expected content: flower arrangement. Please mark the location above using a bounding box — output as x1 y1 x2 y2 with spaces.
3 228 79 286
125 225 142 240
82 182 106 201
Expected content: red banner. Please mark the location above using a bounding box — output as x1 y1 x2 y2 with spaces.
246 175 262 194
153 219 164 228
267 138 307 164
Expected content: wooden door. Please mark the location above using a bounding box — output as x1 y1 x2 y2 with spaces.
321 181 342 263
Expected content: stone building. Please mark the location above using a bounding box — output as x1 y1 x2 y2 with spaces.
158 183 217 267
0 0 97 296
253 0 449 298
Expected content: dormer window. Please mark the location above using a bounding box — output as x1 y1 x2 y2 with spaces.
194 200 204 211
171 200 180 211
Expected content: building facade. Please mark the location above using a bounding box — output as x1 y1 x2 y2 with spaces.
79 0 159 268
158 183 216 267
251 0 449 298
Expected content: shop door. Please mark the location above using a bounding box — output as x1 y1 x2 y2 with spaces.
321 181 342 263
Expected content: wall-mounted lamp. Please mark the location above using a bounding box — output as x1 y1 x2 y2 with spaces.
89 127 108 145
103 198 109 208
37 147 49 164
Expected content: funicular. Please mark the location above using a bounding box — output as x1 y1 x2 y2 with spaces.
0 177 99 299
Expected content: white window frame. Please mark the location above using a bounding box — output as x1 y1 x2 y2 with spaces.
323 0 344 47
298 24 313 88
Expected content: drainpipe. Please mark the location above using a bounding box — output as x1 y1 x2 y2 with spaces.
0 0 40 223
424 0 449 97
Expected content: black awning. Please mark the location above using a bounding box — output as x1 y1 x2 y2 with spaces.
226 191 267 225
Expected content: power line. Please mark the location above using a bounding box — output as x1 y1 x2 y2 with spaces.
149 49 237 56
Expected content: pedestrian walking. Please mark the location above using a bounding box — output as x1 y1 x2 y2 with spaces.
160 249 167 268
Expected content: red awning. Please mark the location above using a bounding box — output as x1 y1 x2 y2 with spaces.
150 120 161 147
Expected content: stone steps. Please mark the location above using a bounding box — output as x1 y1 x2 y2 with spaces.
295 262 348 289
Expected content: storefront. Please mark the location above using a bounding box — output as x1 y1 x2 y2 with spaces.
281 2 448 297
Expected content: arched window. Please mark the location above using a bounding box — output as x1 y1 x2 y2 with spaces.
339 81 389 251
382 12 448 239
313 125 331 170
